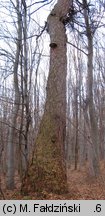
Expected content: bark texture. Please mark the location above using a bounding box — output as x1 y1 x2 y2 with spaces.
22 0 70 194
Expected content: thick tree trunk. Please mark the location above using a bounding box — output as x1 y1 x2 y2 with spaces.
22 0 70 194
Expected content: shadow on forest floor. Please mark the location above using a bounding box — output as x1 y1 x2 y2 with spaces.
1 161 105 199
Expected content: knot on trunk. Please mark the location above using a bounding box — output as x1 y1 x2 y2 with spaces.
49 43 57 49
59 7 76 26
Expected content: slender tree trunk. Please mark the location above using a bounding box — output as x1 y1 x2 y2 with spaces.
6 0 22 189
66 77 72 168
18 0 31 177
18 41 24 178
22 0 70 194
87 36 100 176
83 0 100 176
74 87 78 170
22 0 29 173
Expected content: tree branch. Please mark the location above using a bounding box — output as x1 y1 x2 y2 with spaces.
67 40 88 55
30 0 54 15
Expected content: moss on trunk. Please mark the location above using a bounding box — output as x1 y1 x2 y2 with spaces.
22 113 68 194
22 0 70 195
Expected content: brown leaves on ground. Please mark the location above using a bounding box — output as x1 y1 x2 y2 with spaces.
1 161 105 199
67 163 105 199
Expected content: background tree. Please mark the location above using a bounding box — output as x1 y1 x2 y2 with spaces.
0 0 49 190
6 0 22 189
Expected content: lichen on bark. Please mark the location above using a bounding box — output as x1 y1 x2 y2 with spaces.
22 0 70 195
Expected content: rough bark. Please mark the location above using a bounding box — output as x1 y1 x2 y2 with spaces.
22 0 70 194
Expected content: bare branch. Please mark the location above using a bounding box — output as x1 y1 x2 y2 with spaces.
30 0 54 15
67 40 88 55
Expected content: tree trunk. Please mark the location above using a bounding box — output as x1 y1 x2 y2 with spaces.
22 0 70 194
83 0 100 176
74 87 78 170
87 36 100 176
6 0 22 189
22 0 29 174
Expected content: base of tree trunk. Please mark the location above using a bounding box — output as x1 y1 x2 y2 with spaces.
21 114 68 195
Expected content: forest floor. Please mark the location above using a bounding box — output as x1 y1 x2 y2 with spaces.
1 161 105 200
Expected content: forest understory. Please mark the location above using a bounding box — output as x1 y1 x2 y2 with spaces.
1 161 105 200
0 0 105 202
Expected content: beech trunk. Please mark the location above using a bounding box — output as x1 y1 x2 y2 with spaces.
22 0 70 194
